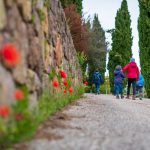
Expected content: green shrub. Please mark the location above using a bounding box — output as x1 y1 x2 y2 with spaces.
77 52 87 79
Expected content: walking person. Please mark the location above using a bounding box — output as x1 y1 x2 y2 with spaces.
123 58 140 100
92 69 102 94
136 73 145 100
114 65 125 99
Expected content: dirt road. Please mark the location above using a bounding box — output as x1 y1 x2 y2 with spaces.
24 94 150 150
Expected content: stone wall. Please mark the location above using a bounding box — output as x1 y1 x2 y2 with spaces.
0 0 82 106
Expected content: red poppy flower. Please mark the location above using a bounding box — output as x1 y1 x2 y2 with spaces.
52 80 59 88
0 105 10 119
0 43 21 67
84 81 88 86
69 88 74 94
63 81 69 87
64 90 68 94
15 89 24 101
15 113 24 121
59 70 67 78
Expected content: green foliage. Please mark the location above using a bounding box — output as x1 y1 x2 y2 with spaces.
0 71 84 148
84 85 91 93
44 0 51 8
100 76 111 94
37 9 46 22
32 0 51 12
73 0 83 15
108 0 132 93
32 0 38 6
77 52 87 78
37 85 84 123
87 14 107 83
60 0 83 15
138 0 150 98
49 68 56 80
0 86 37 148
31 14 36 24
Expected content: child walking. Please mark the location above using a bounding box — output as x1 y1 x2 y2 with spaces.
136 73 145 100
114 65 125 99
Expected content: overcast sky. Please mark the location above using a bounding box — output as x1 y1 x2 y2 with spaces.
83 0 140 67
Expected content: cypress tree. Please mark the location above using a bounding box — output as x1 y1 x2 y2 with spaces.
108 0 132 93
138 0 150 98
88 14 107 83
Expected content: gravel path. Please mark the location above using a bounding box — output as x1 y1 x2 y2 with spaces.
26 94 150 150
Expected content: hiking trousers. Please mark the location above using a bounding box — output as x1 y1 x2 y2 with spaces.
136 86 143 98
115 83 123 97
127 78 136 96
95 83 100 94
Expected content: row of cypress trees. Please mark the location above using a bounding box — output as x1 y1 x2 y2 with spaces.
108 0 132 93
138 0 150 98
108 0 150 97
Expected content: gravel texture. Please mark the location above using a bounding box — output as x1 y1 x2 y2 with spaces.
26 94 150 150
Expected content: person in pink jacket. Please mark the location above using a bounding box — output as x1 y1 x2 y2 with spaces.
122 58 140 100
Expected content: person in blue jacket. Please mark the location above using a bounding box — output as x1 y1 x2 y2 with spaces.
114 65 125 99
92 69 102 94
136 74 145 100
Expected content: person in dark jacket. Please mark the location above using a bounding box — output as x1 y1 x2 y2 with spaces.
123 58 140 100
136 73 145 100
92 69 102 94
114 65 125 99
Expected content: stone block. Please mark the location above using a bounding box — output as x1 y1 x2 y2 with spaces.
0 64 15 105
0 0 7 30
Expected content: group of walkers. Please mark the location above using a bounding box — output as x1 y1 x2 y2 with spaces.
92 58 145 100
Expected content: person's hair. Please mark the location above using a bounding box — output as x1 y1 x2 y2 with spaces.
116 65 121 70
130 58 135 62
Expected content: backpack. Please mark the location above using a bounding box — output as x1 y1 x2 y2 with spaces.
93 72 102 84
94 72 104 84
94 72 100 81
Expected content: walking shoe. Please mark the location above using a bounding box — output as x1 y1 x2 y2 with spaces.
139 94 143 100
126 95 130 99
116 95 119 99
136 94 139 98
132 95 136 100
121 95 124 99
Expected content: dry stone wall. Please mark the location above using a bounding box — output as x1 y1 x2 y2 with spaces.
0 0 82 106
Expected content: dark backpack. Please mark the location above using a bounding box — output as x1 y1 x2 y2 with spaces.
93 72 102 84
95 73 100 81
94 72 104 84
